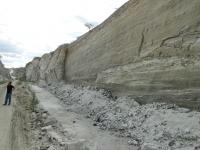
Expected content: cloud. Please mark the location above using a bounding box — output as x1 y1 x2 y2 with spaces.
0 0 128 68
0 39 21 53
0 39 25 67
0 52 31 68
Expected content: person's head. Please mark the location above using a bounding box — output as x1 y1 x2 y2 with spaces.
8 81 12 85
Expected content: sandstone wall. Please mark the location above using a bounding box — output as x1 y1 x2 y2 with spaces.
65 0 200 81
25 44 68 83
0 60 10 81
25 57 40 82
12 67 26 80
25 0 200 109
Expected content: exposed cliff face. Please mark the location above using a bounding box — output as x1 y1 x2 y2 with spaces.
12 67 26 80
25 44 68 83
65 0 200 81
26 57 40 82
0 60 10 81
44 44 67 83
25 0 200 109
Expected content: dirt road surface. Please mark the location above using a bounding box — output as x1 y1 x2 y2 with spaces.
0 84 13 150
31 85 136 150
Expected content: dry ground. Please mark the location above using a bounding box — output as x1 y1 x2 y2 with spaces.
0 83 13 150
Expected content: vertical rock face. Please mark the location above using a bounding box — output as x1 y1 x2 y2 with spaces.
25 57 40 82
0 60 10 81
44 44 68 83
39 53 52 81
65 0 200 82
24 0 200 108
25 44 68 83
12 67 26 80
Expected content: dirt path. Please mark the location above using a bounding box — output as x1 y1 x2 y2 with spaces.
0 84 13 150
31 85 136 150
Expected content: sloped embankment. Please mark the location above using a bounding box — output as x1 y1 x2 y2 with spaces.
9 81 37 150
9 82 78 150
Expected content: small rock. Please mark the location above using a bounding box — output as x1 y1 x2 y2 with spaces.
47 146 57 150
195 145 200 150
63 139 88 150
85 115 91 119
88 101 93 105
127 139 138 146
141 143 160 150
42 113 48 119
43 118 57 126
168 140 175 146
41 125 53 132
40 145 49 150
32 112 37 118
47 131 62 142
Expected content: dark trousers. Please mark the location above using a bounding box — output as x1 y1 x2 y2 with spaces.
4 93 12 105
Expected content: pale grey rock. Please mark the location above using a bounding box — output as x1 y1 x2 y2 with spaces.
63 139 88 150
65 0 200 83
0 60 10 80
47 83 200 150
141 143 160 150
25 44 68 83
47 146 57 150
47 130 63 142
39 53 52 81
45 44 68 83
41 125 53 132
11 67 26 80
24 0 200 109
26 57 40 82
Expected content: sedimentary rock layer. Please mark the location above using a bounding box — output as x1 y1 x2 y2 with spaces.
25 0 200 108
65 0 200 82
25 44 68 83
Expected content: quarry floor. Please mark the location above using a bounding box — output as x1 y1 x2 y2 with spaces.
1 81 200 150
31 85 135 150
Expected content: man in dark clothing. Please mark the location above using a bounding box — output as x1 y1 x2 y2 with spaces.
3 81 15 105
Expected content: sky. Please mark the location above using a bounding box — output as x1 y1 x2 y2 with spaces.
0 0 128 68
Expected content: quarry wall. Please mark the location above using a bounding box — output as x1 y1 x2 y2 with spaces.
0 60 10 81
25 0 200 109
25 44 67 83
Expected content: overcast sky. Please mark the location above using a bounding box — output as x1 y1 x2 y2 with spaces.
0 0 128 68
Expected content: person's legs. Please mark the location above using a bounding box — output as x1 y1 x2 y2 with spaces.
4 93 9 105
8 94 12 105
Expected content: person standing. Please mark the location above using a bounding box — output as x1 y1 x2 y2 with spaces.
3 81 15 105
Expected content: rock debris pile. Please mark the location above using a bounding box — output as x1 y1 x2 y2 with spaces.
31 107 71 150
47 82 200 150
